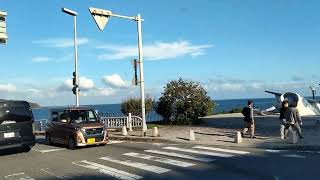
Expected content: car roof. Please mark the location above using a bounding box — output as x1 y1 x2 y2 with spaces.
49 106 94 112
0 100 30 107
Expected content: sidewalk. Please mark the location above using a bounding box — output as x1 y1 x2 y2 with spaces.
109 113 320 150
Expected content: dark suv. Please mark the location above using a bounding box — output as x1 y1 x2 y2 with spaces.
45 106 108 149
0 100 35 152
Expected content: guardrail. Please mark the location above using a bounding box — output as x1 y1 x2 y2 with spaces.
33 113 142 131
101 114 142 130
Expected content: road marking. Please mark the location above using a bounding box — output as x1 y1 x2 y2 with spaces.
145 149 215 162
123 152 195 167
40 168 71 179
33 148 65 153
100 156 170 174
152 143 165 146
108 140 125 144
297 150 320 154
265 149 285 153
5 172 35 180
282 154 306 158
73 160 142 180
193 146 250 155
163 147 234 158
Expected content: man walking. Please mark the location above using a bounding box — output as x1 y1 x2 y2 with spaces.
284 102 303 139
241 100 256 138
279 99 289 139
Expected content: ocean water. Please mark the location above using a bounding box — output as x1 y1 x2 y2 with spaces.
32 98 276 122
214 98 276 113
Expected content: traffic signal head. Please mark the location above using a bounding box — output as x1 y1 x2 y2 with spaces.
72 72 76 86
72 86 77 95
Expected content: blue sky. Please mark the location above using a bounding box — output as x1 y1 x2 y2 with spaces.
0 0 320 106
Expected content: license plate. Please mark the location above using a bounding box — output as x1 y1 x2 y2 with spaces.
87 138 95 144
4 132 15 138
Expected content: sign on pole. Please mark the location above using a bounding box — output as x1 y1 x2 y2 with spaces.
89 7 111 31
0 10 7 44
132 59 138 86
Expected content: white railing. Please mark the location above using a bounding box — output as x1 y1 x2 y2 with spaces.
33 113 142 131
100 113 143 130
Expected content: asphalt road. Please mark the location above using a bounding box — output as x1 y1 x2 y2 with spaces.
0 139 319 180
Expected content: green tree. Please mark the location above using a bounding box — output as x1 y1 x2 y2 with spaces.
121 96 153 116
156 78 214 125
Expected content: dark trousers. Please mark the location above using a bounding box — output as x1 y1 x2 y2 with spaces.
284 123 302 138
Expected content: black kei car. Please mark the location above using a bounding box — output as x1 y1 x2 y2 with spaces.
0 100 35 152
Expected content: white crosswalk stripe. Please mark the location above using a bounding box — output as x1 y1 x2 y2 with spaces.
100 156 171 174
193 146 250 155
33 148 66 153
123 152 196 167
40 168 71 179
163 147 234 158
282 154 306 158
73 160 142 180
108 140 125 144
4 172 35 180
145 149 215 162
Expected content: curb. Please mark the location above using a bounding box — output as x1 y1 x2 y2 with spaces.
109 134 320 151
35 131 320 151
109 134 176 144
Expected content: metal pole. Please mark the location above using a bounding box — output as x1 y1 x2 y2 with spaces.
73 15 79 107
137 14 147 136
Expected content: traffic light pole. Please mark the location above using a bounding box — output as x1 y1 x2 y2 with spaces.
88 8 147 136
73 14 79 107
62 8 79 107
136 14 147 136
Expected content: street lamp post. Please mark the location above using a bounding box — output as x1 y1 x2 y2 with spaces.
89 8 147 136
62 8 79 107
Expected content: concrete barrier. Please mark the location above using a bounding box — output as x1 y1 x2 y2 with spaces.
121 126 128 136
152 127 159 137
234 131 242 144
189 130 195 141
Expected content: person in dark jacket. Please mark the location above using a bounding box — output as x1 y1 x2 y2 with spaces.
279 99 289 139
284 102 303 139
241 100 256 138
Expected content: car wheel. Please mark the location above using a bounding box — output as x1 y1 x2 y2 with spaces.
46 134 52 145
22 145 31 152
68 137 76 150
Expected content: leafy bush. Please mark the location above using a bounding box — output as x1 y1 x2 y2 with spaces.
156 78 214 125
121 96 153 116
228 107 242 113
212 107 243 115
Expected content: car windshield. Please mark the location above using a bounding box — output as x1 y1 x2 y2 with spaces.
0 107 33 123
68 110 98 123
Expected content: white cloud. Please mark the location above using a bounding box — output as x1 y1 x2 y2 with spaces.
32 56 52 63
33 38 89 48
31 53 73 63
95 88 115 96
0 84 17 92
205 75 315 99
102 74 129 88
26 88 41 93
58 76 95 91
79 77 95 90
97 41 212 61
